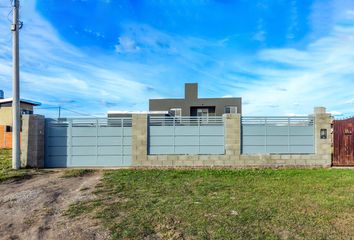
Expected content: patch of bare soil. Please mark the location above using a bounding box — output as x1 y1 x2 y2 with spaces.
0 171 109 240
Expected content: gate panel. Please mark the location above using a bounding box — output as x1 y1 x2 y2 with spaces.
45 118 132 167
148 116 225 155
242 116 315 154
333 117 354 166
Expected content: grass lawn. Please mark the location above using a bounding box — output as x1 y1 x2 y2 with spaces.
0 148 31 183
68 168 354 239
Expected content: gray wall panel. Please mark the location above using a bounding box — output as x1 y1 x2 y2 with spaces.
72 137 96 146
98 136 122 145
72 127 96 137
266 126 288 135
174 126 199 135
149 123 224 155
150 126 174 135
47 146 68 156
199 136 224 145
174 136 199 145
149 136 174 146
98 127 124 136
72 146 96 156
266 136 289 145
47 137 68 147
242 136 265 145
47 127 68 137
241 117 314 154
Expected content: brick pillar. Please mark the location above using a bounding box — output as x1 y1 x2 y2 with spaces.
314 107 332 166
224 113 241 156
21 114 45 168
131 114 148 166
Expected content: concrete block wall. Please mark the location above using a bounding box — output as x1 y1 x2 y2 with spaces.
131 114 148 166
131 107 333 168
314 107 332 166
21 114 45 168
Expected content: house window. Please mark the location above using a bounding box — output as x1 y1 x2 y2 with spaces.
21 109 33 115
197 108 209 117
170 108 182 117
5 125 12 132
224 106 237 114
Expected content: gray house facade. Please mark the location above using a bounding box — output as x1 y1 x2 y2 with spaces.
149 83 242 116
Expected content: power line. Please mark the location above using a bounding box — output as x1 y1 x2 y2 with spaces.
36 105 97 118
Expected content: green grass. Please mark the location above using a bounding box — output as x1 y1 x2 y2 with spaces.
61 169 96 178
68 168 354 239
0 148 29 183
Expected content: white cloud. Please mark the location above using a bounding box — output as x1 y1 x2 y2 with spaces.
115 36 140 53
227 1 354 116
345 99 354 104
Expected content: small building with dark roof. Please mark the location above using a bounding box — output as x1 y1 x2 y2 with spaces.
0 97 41 126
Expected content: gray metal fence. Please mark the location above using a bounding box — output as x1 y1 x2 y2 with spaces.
241 116 315 154
45 118 132 167
148 116 225 155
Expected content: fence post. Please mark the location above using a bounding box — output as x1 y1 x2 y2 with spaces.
224 113 241 157
21 114 45 168
131 114 148 166
314 107 332 166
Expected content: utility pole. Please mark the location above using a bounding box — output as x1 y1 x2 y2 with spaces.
11 0 21 169
58 106 61 118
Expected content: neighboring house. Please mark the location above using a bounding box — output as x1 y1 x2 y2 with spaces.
0 90 41 148
149 83 242 117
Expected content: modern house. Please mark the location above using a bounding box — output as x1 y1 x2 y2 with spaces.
149 83 242 117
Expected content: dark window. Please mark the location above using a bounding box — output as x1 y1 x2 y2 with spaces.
224 106 238 114
190 106 215 116
21 109 33 115
5 125 12 132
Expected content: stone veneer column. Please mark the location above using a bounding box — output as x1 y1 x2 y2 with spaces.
224 113 241 157
314 107 332 166
131 114 148 166
21 114 45 168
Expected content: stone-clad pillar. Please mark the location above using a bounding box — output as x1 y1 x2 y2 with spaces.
314 107 332 166
131 114 148 166
21 114 45 168
224 113 241 156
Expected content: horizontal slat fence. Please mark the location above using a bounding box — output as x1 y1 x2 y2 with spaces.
149 116 225 155
45 118 132 167
242 116 315 154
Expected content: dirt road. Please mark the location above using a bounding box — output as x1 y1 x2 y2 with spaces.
0 171 109 240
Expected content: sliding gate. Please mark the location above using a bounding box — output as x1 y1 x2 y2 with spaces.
45 118 132 167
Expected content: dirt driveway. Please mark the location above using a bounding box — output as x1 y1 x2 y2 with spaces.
0 171 109 240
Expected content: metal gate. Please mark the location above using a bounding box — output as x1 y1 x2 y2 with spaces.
148 116 225 155
242 116 315 154
333 117 354 166
45 118 132 167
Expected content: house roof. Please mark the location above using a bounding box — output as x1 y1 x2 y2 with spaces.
0 98 41 106
107 111 168 115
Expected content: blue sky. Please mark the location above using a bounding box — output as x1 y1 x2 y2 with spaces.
0 0 354 117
